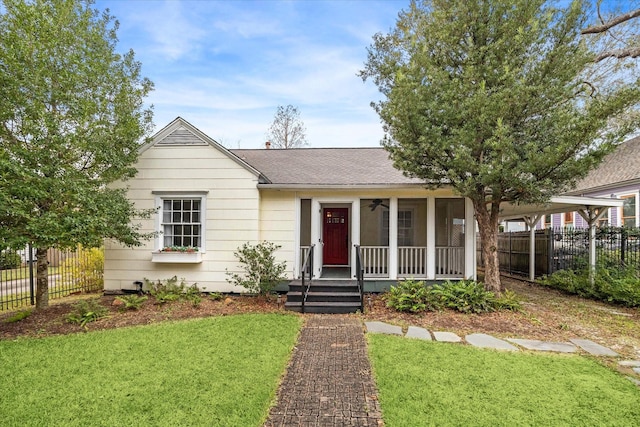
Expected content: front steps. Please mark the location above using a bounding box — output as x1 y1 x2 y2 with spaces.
285 280 363 314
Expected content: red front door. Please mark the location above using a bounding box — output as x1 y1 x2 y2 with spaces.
323 208 349 265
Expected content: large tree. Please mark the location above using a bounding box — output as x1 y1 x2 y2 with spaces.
361 0 640 293
0 0 155 308
266 104 308 149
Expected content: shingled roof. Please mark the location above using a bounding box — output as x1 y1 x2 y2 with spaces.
229 148 425 186
566 136 640 194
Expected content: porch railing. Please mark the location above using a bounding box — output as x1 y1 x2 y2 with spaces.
360 246 389 277
354 245 364 312
300 246 311 277
300 244 315 314
435 246 465 278
398 246 427 277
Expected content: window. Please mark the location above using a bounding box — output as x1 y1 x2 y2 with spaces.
564 212 573 227
622 195 637 227
544 214 552 228
382 209 415 246
597 209 609 227
154 192 207 252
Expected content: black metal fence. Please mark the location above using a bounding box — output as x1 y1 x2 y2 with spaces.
477 226 640 278
0 246 104 311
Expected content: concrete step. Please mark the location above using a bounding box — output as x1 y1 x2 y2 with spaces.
285 301 363 314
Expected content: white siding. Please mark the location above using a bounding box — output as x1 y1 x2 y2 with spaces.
259 191 297 277
104 144 261 293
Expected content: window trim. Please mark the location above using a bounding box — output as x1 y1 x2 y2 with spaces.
382 207 416 247
153 191 207 253
620 193 637 227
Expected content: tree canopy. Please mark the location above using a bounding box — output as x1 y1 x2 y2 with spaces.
0 0 155 307
361 0 640 292
266 104 308 149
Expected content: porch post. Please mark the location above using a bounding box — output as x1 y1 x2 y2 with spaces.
351 199 361 279
294 194 301 278
464 198 476 280
311 199 322 278
577 206 608 287
426 197 436 279
389 197 398 280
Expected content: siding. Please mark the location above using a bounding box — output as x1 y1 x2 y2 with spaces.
259 191 297 276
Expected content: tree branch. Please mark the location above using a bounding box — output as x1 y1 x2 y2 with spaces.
595 46 640 62
582 9 640 34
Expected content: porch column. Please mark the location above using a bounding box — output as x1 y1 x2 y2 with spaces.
351 199 361 278
523 214 542 281
464 198 476 280
577 206 608 286
389 197 398 280
426 197 436 279
294 194 301 278
311 199 322 278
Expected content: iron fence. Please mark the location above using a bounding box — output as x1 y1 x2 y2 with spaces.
0 246 104 311
477 226 640 278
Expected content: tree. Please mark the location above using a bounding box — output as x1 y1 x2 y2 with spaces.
360 0 640 293
582 3 640 62
266 105 307 149
0 0 155 308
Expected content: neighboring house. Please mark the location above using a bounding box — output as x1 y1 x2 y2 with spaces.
103 117 477 294
538 136 640 229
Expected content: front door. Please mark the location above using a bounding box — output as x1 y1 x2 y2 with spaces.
323 208 349 265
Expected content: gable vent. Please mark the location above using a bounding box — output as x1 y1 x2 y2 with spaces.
157 129 208 146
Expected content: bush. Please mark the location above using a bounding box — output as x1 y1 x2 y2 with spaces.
60 246 104 292
145 276 202 306
384 279 442 312
4 310 32 323
0 250 22 270
115 295 147 311
431 280 497 314
66 299 109 327
226 241 287 295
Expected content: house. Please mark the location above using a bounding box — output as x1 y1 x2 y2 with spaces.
541 136 640 229
103 117 477 296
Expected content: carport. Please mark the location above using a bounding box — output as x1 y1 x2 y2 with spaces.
499 196 624 282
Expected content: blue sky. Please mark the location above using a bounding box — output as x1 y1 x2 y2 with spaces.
95 0 408 148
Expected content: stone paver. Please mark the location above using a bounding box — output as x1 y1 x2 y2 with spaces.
433 331 462 343
365 321 403 336
508 338 577 353
570 339 619 357
466 333 519 351
265 315 382 427
619 360 640 367
405 326 432 340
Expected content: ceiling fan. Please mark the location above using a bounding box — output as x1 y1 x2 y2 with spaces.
368 199 389 211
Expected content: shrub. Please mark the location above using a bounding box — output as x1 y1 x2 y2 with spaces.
495 289 522 312
384 279 442 312
0 250 22 270
431 280 497 314
60 246 104 292
66 299 108 327
115 295 148 311
226 241 287 295
209 292 224 301
145 276 202 306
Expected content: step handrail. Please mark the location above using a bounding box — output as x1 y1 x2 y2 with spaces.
354 244 365 312
301 244 315 314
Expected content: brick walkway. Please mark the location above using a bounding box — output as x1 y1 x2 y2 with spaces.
264 315 383 427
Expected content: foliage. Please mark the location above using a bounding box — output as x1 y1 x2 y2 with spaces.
145 276 202 306
360 0 640 293
542 263 640 307
0 0 155 308
431 280 497 314
209 292 224 301
0 314 301 426
384 279 442 312
60 246 104 292
115 294 147 311
369 334 640 426
0 250 21 270
160 246 198 253
4 309 31 323
384 279 520 314
65 298 109 327
266 104 308 149
226 241 288 295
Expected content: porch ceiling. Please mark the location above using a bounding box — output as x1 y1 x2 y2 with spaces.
499 195 624 221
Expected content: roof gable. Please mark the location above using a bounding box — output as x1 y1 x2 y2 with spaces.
140 117 264 180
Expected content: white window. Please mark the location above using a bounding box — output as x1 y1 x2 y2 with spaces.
621 194 637 227
153 192 207 251
382 209 415 246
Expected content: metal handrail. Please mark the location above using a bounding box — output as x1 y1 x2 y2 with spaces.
300 244 315 313
354 244 364 312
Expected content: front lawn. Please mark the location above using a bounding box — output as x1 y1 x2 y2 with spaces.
369 334 640 426
0 313 301 426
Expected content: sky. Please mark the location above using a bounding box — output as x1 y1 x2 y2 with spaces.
94 0 409 149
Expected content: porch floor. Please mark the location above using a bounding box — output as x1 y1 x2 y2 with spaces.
320 266 351 279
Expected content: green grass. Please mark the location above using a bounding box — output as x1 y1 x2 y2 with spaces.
0 313 301 427
369 334 640 426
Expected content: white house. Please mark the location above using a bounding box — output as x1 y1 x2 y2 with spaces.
103 117 477 294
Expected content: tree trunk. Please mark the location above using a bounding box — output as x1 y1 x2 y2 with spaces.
472 199 503 295
35 247 49 309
